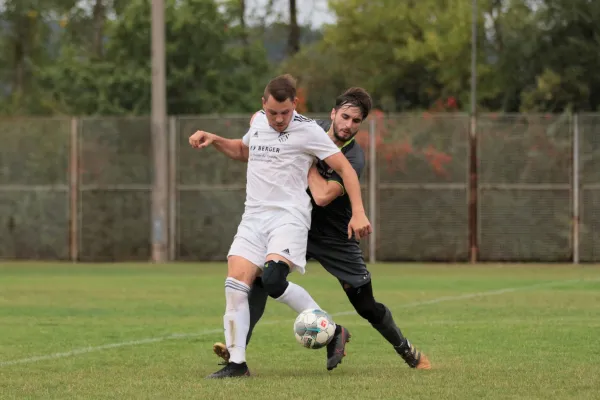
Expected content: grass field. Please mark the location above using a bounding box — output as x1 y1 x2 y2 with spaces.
1 262 599 399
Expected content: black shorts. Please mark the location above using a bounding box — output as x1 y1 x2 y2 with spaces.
306 235 371 288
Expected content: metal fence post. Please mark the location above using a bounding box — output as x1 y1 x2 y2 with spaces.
573 113 580 264
368 118 377 264
469 0 478 264
69 117 79 262
169 116 177 261
151 0 168 262
468 114 478 263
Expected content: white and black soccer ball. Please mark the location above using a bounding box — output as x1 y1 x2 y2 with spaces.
293 308 336 349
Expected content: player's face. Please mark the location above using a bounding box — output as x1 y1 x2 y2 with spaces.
330 105 363 143
262 95 297 133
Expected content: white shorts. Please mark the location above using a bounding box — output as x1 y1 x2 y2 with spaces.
227 211 309 274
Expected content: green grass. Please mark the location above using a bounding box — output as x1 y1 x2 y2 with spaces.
1 262 599 399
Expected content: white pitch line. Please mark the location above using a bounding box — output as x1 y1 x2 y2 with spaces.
0 277 592 368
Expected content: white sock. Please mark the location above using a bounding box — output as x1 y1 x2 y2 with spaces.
274 281 320 313
223 277 250 364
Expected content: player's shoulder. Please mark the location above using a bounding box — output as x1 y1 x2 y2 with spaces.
290 112 323 134
250 110 268 127
315 119 332 132
292 112 315 124
345 140 366 162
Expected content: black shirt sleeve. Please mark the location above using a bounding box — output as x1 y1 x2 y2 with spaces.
328 146 365 194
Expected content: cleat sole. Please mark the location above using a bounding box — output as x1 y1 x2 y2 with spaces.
213 342 230 363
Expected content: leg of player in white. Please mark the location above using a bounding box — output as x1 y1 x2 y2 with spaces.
207 214 323 379
263 221 320 313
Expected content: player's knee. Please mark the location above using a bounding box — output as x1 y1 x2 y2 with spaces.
227 255 260 286
261 260 291 298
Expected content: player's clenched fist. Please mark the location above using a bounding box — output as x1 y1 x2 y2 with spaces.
189 130 214 149
347 211 372 240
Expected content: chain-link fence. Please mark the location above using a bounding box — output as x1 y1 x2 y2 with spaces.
1 113 597 262
477 114 572 261
579 114 600 262
0 118 71 260
372 114 469 261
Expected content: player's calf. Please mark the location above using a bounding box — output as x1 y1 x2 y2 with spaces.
247 277 269 345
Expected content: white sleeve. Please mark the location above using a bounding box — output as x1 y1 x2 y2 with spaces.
242 128 252 146
304 124 341 160
242 110 264 146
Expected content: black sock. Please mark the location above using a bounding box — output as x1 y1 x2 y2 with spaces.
370 306 406 347
345 282 406 348
334 324 342 335
246 277 269 345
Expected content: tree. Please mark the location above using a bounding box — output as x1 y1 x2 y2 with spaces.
0 0 79 114
37 0 272 115
284 0 487 112
287 0 300 56
518 0 600 112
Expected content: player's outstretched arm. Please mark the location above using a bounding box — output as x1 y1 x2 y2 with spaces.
322 152 372 240
189 130 249 162
307 165 343 207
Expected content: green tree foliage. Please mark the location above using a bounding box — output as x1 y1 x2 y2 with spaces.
1 0 271 115
283 0 600 113
1 0 600 115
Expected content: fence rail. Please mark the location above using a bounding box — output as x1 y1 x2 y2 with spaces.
1 113 598 263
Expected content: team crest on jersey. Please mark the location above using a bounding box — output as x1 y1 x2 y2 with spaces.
278 132 290 143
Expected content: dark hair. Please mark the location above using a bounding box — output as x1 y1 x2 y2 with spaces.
264 74 297 102
334 87 372 119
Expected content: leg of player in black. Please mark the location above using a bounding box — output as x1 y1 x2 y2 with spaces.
307 237 431 370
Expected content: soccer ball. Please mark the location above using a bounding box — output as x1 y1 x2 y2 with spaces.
293 308 336 349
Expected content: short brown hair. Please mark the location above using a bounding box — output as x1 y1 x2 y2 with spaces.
264 74 297 102
334 87 372 120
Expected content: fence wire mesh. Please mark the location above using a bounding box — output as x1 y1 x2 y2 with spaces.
371 114 469 261
3 113 600 262
78 117 152 261
477 114 572 261
176 116 249 261
579 114 600 262
0 118 71 259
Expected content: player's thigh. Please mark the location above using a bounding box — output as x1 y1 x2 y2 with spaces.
266 222 309 274
308 237 370 288
227 214 267 285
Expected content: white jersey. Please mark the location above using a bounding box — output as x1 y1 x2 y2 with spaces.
241 110 341 228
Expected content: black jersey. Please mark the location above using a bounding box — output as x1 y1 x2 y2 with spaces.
308 120 366 242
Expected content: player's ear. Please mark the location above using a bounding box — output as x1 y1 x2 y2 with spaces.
262 96 267 106
330 108 336 121
292 97 298 109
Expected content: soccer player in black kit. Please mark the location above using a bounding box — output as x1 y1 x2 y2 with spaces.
213 87 431 372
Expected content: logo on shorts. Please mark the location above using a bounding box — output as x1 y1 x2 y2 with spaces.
253 131 259 137
282 248 290 255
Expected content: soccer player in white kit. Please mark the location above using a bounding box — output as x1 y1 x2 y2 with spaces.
189 74 372 378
